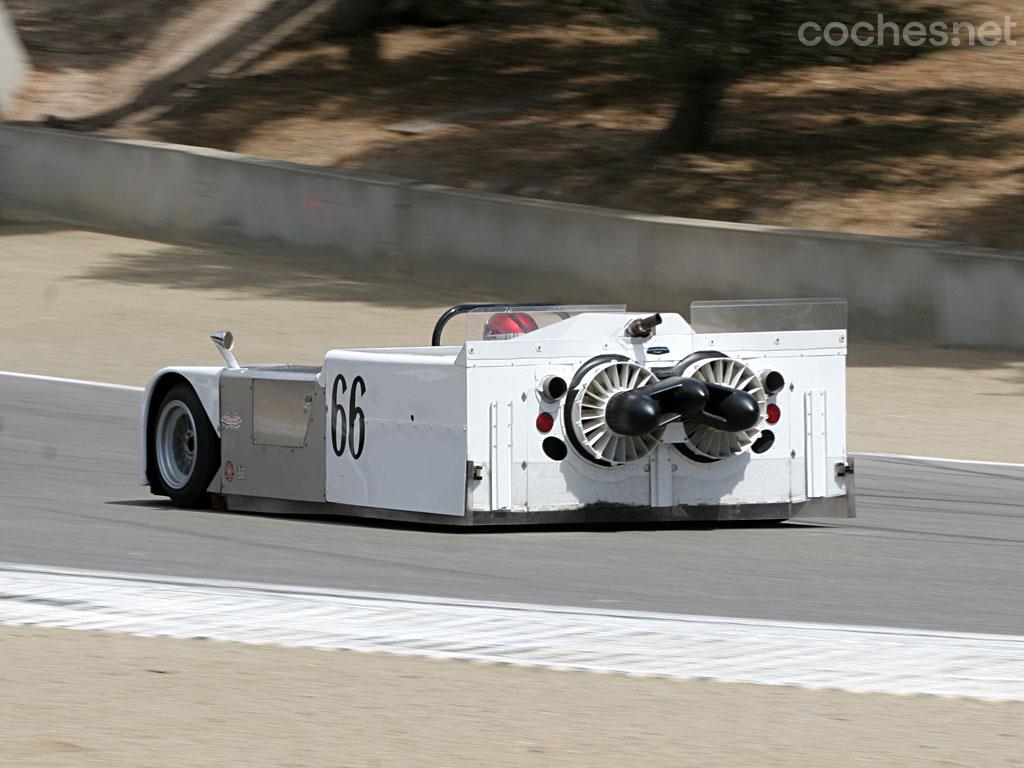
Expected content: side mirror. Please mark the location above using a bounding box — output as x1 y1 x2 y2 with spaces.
210 331 240 369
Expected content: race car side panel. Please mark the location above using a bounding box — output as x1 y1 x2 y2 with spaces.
209 367 326 502
324 349 468 516
139 366 223 485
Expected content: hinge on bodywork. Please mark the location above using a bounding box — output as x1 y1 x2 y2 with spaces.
467 461 484 481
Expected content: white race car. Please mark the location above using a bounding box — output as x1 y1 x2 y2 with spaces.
141 301 853 525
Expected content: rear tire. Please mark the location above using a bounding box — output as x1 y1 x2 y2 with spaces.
153 383 219 508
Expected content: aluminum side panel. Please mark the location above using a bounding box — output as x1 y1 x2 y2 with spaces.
213 370 326 502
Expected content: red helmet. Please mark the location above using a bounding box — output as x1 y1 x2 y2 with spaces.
483 311 539 340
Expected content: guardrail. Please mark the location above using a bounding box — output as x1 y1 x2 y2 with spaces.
1 123 1023 350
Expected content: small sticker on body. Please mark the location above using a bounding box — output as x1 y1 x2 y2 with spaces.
221 413 242 430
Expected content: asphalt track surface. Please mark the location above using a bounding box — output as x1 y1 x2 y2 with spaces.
1 376 1022 635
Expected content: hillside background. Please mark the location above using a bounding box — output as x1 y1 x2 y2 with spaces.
6 0 1023 250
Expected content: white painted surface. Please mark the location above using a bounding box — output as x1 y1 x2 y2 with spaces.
1 563 1022 701
324 349 468 515
0 370 144 392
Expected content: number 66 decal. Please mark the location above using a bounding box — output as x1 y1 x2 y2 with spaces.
331 374 366 459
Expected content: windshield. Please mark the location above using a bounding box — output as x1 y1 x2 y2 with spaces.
689 298 847 333
432 304 626 346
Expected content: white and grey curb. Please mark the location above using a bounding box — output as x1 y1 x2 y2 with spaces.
2 563 1022 701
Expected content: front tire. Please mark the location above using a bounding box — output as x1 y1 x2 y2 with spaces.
153 383 219 507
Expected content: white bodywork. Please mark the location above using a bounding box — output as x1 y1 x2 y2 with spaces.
324 348 467 515
143 309 851 524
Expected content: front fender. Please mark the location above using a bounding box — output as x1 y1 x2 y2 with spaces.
139 367 224 485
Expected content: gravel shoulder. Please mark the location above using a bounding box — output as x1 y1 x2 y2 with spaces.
2 222 1022 462
3 626 1022 768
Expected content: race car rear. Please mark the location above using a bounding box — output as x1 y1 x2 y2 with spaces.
144 300 851 525
313 300 852 524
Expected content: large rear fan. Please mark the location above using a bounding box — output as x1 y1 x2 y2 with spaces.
681 357 766 460
569 361 661 465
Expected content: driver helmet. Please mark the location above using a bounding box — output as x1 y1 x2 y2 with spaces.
483 311 539 340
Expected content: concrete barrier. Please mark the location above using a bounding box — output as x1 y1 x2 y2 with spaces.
0 2 28 114
1 123 1023 350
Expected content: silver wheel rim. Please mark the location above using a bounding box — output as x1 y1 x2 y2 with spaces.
155 400 198 490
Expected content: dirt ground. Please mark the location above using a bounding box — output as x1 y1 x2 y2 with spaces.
2 625 1022 768
2 222 1023 462
7 0 1024 250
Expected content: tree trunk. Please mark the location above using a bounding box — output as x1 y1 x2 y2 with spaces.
658 68 729 152
325 0 378 35
406 0 467 26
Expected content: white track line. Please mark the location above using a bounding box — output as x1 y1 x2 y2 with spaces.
0 370 143 392
1 563 1022 701
855 451 1024 470
1 369 1020 469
